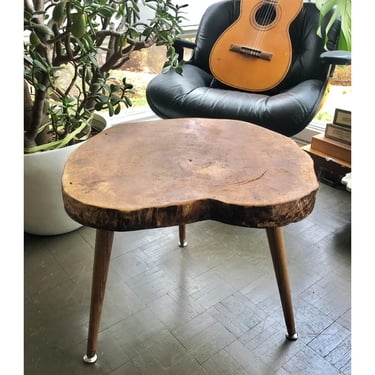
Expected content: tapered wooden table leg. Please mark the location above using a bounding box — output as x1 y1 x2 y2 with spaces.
83 229 114 364
266 227 298 340
178 224 187 247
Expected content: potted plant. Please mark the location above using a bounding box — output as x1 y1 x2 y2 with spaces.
24 0 187 235
316 0 351 51
313 0 351 122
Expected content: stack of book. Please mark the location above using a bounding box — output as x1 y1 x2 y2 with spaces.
309 108 351 166
324 108 351 146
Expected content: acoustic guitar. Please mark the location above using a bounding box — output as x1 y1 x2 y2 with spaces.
209 0 303 92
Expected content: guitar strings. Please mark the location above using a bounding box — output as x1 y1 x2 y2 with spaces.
255 0 277 48
252 0 278 53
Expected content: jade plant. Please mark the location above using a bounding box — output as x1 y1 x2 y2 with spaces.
24 0 187 153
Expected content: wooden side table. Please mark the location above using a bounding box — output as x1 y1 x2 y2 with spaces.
62 118 318 363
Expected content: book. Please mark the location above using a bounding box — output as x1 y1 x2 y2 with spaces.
310 133 351 164
333 108 351 128
324 123 351 145
302 144 351 167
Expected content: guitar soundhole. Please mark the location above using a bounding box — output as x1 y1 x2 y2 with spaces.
255 4 277 26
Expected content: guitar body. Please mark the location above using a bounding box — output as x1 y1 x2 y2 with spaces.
209 0 303 92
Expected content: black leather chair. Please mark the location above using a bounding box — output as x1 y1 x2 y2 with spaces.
146 1 351 137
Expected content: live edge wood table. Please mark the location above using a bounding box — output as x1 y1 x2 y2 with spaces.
62 118 318 364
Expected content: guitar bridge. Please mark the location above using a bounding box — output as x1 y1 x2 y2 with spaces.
230 44 273 61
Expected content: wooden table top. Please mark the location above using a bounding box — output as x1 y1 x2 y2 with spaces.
62 118 318 231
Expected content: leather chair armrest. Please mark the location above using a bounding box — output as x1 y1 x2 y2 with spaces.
320 50 352 65
174 39 197 61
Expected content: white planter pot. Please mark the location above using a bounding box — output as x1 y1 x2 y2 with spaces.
24 114 108 236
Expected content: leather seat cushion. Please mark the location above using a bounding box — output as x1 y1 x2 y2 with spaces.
146 64 324 136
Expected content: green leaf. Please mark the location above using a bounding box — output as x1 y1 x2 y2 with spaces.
95 103 103 111
110 95 120 105
33 24 55 37
108 102 114 116
52 1 67 25
124 96 132 107
175 66 183 75
315 0 351 51
71 13 87 38
110 84 121 92
97 6 114 18
33 59 49 72
96 93 109 103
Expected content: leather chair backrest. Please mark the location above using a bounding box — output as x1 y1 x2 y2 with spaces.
190 0 341 93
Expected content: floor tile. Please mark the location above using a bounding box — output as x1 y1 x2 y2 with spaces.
24 182 351 374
